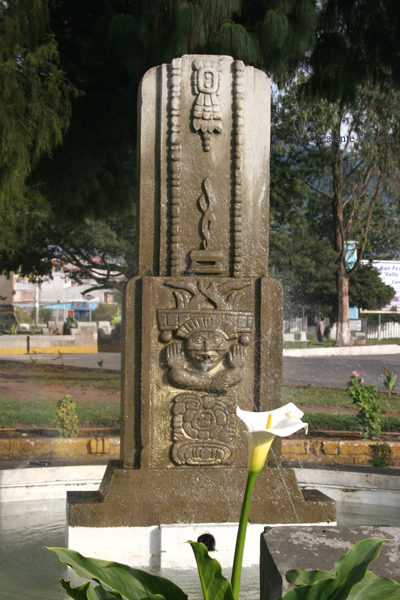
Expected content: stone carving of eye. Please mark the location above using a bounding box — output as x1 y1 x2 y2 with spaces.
212 335 223 344
191 335 204 345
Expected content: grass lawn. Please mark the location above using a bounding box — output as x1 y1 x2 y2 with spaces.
0 397 120 429
1 384 399 434
283 385 400 413
0 361 399 436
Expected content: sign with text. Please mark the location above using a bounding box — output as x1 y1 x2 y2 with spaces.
364 261 400 311
349 319 362 332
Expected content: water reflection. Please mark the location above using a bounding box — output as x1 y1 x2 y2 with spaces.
337 501 400 526
0 499 68 600
0 499 258 600
1 496 398 599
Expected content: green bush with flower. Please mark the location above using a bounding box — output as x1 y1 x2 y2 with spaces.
48 402 400 600
346 371 382 439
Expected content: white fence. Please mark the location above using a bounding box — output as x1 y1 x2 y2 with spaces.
367 321 400 340
283 317 308 333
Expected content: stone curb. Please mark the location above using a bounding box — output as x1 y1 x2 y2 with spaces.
282 438 400 466
283 344 399 357
1 436 399 466
0 436 120 460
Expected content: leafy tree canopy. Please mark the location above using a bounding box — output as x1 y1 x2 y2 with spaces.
0 0 76 252
307 0 400 104
349 264 395 311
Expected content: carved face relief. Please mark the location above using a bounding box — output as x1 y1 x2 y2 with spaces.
185 329 228 372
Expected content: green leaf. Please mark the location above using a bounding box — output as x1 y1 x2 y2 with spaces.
281 538 385 600
88 585 122 599
352 576 400 600
346 571 378 600
61 579 118 599
189 541 235 600
60 579 93 600
286 569 336 586
48 547 187 600
138 596 166 600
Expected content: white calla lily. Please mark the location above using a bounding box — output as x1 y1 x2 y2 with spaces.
237 403 308 473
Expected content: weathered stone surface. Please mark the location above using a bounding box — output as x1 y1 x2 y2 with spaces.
68 55 335 531
69 460 335 528
0 272 17 327
260 526 400 600
137 55 270 278
321 440 339 455
121 275 283 471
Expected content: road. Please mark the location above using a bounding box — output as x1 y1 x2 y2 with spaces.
283 354 400 392
2 352 400 391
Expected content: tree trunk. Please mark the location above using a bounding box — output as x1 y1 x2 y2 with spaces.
336 270 351 346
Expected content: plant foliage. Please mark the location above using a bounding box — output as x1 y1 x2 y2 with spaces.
346 374 382 439
48 538 400 600
282 538 400 600
48 546 188 600
56 394 79 437
0 0 76 251
368 443 392 468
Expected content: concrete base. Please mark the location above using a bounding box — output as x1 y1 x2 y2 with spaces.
68 521 333 570
294 466 400 507
283 344 399 357
0 465 106 502
68 461 336 528
260 525 400 600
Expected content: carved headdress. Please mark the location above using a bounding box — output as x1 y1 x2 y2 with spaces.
157 279 253 341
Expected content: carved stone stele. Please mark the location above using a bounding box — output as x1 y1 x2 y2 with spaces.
68 56 336 532
137 55 270 279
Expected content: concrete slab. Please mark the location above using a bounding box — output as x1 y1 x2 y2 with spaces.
68 521 332 570
284 345 399 357
260 525 400 600
0 464 107 502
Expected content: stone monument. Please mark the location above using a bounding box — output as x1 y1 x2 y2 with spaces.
68 55 335 567
0 272 17 328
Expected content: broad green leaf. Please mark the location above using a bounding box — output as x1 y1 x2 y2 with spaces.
286 569 336 586
281 538 385 600
60 579 92 600
346 571 378 600
138 596 166 600
61 579 120 600
87 583 122 599
189 541 235 600
48 547 187 600
353 576 400 600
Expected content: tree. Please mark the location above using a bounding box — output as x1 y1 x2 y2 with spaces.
308 0 400 104
0 0 320 284
349 264 395 311
272 76 400 345
0 0 76 251
0 214 136 291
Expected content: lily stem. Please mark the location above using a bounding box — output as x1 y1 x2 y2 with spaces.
231 470 258 600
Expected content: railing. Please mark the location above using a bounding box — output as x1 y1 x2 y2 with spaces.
283 317 307 333
367 321 400 339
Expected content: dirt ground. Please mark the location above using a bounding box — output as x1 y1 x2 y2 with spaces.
0 361 120 403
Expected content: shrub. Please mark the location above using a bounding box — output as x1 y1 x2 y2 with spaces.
369 443 392 468
346 372 382 439
56 394 79 437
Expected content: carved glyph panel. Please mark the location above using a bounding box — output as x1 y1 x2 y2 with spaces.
192 58 223 152
157 277 254 466
172 394 236 466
